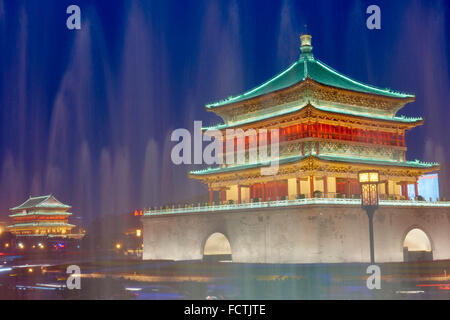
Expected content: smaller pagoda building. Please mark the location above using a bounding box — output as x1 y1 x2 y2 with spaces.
7 194 77 238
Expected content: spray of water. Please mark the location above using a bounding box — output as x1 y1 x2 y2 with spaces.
0 1 448 222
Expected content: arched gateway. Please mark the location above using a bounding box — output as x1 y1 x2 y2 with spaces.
403 228 433 262
203 232 232 262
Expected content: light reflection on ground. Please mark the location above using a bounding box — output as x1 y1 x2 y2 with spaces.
0 258 449 300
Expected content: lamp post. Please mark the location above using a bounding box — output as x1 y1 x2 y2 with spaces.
358 170 380 264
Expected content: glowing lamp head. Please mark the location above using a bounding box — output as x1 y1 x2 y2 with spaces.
358 170 380 209
359 171 379 183
359 172 369 183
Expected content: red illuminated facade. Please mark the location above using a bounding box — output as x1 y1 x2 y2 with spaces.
8 195 79 237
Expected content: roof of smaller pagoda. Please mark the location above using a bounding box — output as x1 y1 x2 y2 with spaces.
190 155 439 176
206 35 414 109
10 194 71 212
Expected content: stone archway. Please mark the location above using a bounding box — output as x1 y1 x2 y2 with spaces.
203 232 232 262
403 228 433 262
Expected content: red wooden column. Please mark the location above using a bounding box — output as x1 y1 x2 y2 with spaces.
256 183 261 200
309 176 314 198
385 181 389 196
346 179 350 198
274 181 279 200
402 182 409 200
261 183 266 202
237 184 241 204
414 181 419 199
323 176 328 198
209 188 213 205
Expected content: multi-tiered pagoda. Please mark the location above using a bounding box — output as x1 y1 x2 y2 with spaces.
143 34 450 264
190 34 439 204
8 194 76 237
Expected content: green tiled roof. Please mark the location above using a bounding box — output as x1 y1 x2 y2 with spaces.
206 51 414 108
191 154 307 175
10 194 71 211
190 155 438 176
318 155 439 168
203 103 422 131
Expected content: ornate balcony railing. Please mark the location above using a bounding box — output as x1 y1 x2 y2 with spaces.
143 197 450 216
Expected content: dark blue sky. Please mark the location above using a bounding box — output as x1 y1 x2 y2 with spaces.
0 0 448 222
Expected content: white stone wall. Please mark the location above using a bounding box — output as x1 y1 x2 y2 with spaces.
142 205 450 263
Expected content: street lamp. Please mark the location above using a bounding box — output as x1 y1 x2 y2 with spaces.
358 170 380 264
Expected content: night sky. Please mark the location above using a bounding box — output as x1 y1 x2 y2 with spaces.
0 0 448 223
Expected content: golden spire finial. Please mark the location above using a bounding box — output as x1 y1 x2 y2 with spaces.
300 34 312 47
300 23 312 48
300 31 313 58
